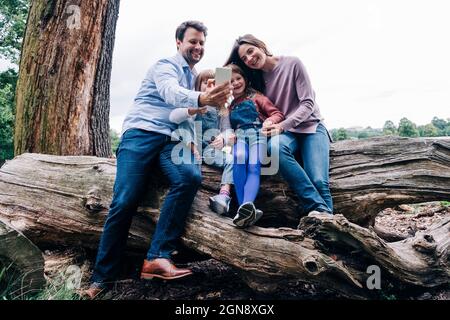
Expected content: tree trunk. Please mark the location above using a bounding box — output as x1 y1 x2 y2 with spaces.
0 137 449 298
14 0 120 157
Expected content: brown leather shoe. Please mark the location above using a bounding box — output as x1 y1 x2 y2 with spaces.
77 286 104 300
141 258 193 280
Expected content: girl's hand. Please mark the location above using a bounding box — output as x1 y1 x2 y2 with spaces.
210 134 224 149
196 106 208 115
261 123 284 137
206 79 215 88
188 106 208 116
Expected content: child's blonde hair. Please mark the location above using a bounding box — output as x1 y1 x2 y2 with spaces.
195 69 215 92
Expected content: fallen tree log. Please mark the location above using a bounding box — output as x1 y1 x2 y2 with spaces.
0 136 449 297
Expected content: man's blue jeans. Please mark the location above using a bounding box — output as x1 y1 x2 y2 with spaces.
268 123 333 214
91 129 201 286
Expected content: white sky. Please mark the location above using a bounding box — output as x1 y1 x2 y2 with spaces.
3 0 450 132
110 0 450 132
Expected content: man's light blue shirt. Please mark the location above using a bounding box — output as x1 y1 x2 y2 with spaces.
122 53 201 137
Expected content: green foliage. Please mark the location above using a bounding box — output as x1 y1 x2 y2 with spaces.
431 116 447 131
0 0 29 64
398 117 419 137
110 129 120 155
357 131 369 139
445 125 450 137
332 128 349 141
329 117 447 142
0 0 28 163
382 120 397 135
431 117 450 136
0 69 16 163
418 123 439 137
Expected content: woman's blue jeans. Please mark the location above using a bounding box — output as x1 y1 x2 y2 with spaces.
268 123 333 214
91 129 201 286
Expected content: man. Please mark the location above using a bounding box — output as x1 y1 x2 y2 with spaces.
81 21 232 299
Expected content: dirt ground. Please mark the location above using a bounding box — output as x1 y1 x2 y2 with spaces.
42 201 450 300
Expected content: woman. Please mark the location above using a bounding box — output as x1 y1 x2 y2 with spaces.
225 34 333 220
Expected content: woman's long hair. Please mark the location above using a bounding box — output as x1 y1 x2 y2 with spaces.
224 34 272 93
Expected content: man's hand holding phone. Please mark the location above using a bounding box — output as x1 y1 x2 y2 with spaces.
198 67 233 108
199 82 233 107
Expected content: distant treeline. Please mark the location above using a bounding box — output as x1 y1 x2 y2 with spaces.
330 117 450 141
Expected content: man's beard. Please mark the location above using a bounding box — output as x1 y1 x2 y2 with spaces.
184 50 203 65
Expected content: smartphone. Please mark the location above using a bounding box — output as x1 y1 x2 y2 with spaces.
215 67 232 86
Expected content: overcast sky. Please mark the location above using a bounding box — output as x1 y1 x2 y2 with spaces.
3 0 450 132
109 0 450 132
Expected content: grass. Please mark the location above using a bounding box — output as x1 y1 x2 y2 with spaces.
440 201 450 207
1 264 80 300
31 283 81 300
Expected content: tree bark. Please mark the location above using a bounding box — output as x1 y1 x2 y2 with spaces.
14 0 120 157
0 136 449 298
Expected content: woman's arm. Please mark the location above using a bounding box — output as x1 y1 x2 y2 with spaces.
279 58 316 131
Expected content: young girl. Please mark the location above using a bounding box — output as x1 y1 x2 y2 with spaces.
169 69 235 215
224 64 284 228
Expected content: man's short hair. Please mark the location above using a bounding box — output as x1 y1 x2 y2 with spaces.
175 21 208 41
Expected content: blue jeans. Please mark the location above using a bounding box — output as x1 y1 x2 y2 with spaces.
91 129 201 286
203 144 233 185
268 123 333 214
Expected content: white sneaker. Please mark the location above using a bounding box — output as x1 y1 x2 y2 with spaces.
307 210 331 217
209 194 231 215
246 209 263 227
233 202 256 228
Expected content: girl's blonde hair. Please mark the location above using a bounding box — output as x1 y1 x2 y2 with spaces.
195 69 215 91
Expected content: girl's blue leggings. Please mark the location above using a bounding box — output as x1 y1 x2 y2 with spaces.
232 140 265 205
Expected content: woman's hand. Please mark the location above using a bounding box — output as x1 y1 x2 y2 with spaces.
262 120 273 128
261 123 284 137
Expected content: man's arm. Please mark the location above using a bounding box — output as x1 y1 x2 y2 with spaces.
153 60 201 108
